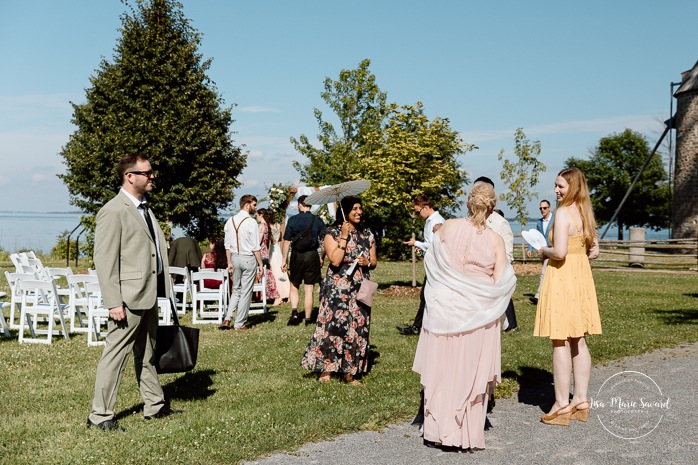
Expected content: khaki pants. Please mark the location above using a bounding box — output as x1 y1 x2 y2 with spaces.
89 306 165 423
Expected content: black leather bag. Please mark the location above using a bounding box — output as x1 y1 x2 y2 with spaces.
155 298 200 374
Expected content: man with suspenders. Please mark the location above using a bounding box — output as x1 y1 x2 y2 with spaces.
219 194 264 331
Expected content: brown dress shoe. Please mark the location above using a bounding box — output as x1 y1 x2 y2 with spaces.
218 320 231 330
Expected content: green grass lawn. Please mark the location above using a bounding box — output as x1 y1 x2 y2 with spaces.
0 259 696 464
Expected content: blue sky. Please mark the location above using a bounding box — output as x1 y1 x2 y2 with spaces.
1 0 695 218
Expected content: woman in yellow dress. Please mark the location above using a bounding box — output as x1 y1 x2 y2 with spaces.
533 167 601 426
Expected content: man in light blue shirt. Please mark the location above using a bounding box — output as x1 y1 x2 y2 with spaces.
397 194 445 335
527 199 554 304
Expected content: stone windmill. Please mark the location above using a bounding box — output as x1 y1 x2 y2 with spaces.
673 60 698 239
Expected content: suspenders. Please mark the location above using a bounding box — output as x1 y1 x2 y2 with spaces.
232 216 249 254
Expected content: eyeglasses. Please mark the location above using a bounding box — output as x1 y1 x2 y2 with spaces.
127 170 154 178
539 206 549 211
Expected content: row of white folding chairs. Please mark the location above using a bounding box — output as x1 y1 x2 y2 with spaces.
185 266 268 325
2 270 177 345
1 271 70 344
168 265 267 322
5 270 85 329
2 270 101 344
9 251 41 271
76 278 177 346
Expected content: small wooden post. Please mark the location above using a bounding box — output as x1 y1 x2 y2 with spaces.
628 227 645 267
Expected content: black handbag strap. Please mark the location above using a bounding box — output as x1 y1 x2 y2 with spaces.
168 295 181 327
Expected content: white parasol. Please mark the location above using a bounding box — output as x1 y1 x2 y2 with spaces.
303 180 371 221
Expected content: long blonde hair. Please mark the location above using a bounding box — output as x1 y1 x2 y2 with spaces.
467 182 496 231
557 167 597 247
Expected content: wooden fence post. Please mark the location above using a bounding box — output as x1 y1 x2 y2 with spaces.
628 228 645 267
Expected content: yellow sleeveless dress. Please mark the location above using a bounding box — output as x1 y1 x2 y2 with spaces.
533 209 601 339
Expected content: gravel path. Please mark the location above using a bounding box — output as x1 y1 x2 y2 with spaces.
244 342 697 465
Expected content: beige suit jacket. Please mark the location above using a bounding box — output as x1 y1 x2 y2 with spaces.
94 191 170 310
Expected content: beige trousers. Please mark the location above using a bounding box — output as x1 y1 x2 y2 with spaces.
89 306 165 423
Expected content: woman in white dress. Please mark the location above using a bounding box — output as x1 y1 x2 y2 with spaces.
264 208 290 303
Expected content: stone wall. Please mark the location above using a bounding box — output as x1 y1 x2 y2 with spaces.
673 76 698 239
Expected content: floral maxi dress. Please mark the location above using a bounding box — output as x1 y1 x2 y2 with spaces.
301 225 375 376
258 222 280 301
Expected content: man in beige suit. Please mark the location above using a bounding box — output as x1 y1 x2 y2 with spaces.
87 153 176 431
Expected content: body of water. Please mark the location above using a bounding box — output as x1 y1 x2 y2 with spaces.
0 211 673 254
510 219 672 243
0 212 85 253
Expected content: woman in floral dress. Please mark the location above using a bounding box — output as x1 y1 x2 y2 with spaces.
301 196 377 386
256 209 280 304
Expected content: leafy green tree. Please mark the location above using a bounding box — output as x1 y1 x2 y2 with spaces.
292 60 471 258
291 58 387 184
566 129 671 240
59 0 245 241
498 128 546 230
362 103 472 257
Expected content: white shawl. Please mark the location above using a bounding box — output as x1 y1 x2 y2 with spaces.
422 230 517 335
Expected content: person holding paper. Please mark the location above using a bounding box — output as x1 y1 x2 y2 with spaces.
301 196 377 386
526 200 554 304
396 194 445 336
533 167 601 426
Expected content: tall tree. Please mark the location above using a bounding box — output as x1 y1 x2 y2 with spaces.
498 128 546 230
361 103 471 256
566 129 671 240
59 0 245 240
292 61 471 258
291 58 387 184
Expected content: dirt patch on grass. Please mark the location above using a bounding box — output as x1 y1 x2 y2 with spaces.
513 262 542 276
382 285 422 298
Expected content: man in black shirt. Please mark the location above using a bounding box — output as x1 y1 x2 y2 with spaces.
281 195 326 325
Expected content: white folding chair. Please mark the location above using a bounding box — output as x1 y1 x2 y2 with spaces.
5 271 39 329
26 258 45 273
17 279 69 344
86 282 109 347
169 266 191 315
0 294 10 338
157 297 173 326
46 267 74 301
9 253 23 272
190 270 227 324
157 279 177 326
67 274 99 333
249 266 268 315
19 264 37 275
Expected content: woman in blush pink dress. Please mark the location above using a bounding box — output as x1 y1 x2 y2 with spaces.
412 182 517 452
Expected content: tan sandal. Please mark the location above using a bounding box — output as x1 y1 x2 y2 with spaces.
540 404 571 426
319 372 331 383
343 374 362 386
571 401 590 422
